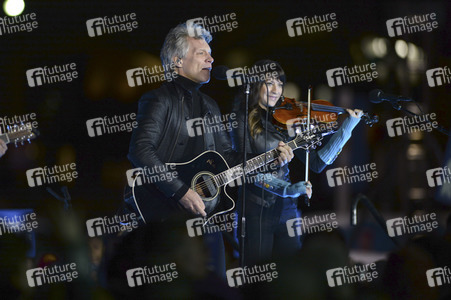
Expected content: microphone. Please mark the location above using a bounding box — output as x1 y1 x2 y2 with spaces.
211 65 230 80
369 89 412 104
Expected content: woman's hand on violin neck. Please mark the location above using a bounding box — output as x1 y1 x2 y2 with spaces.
276 141 294 167
346 108 364 119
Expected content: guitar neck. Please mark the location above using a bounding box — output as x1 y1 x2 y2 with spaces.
213 138 301 188
0 124 36 145
0 133 9 144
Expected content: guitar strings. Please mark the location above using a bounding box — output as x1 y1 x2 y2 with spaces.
192 138 301 192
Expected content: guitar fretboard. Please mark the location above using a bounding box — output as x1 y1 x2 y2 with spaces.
0 133 9 144
212 138 301 187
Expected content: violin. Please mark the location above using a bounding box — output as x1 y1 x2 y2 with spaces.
272 97 379 131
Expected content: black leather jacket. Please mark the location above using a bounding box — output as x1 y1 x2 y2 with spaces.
231 108 328 206
128 79 237 200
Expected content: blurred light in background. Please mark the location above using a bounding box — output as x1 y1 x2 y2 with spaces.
3 0 25 16
223 48 251 68
409 188 426 200
406 42 426 72
395 40 408 59
407 143 425 159
372 37 388 58
361 36 388 59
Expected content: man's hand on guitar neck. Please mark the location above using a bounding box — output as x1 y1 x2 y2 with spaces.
0 140 7 158
179 189 207 217
276 141 294 167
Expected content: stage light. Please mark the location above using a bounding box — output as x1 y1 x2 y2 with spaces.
3 0 25 16
361 36 388 59
395 40 408 59
371 37 388 58
406 42 426 71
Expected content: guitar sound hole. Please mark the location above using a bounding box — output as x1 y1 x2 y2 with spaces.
195 174 217 199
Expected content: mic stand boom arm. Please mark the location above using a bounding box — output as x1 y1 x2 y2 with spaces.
389 100 449 136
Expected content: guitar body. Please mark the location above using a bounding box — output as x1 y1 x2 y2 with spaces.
123 131 325 223
123 151 235 223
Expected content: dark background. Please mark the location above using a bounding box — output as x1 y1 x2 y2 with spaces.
0 0 449 266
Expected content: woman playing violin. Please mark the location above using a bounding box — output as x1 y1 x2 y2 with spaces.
230 59 363 266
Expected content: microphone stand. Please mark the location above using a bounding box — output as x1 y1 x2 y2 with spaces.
389 100 449 136
239 82 250 267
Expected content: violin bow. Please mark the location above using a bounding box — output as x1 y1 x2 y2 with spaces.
304 85 312 206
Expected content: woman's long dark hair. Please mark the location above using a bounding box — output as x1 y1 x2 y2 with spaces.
232 60 286 138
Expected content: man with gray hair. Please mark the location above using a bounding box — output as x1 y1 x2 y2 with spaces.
127 22 294 278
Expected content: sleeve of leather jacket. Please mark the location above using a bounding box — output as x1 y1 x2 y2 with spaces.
127 91 189 200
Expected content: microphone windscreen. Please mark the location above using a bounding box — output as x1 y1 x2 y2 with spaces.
369 89 383 103
211 65 229 80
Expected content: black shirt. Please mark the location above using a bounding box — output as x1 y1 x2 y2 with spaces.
174 75 205 161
